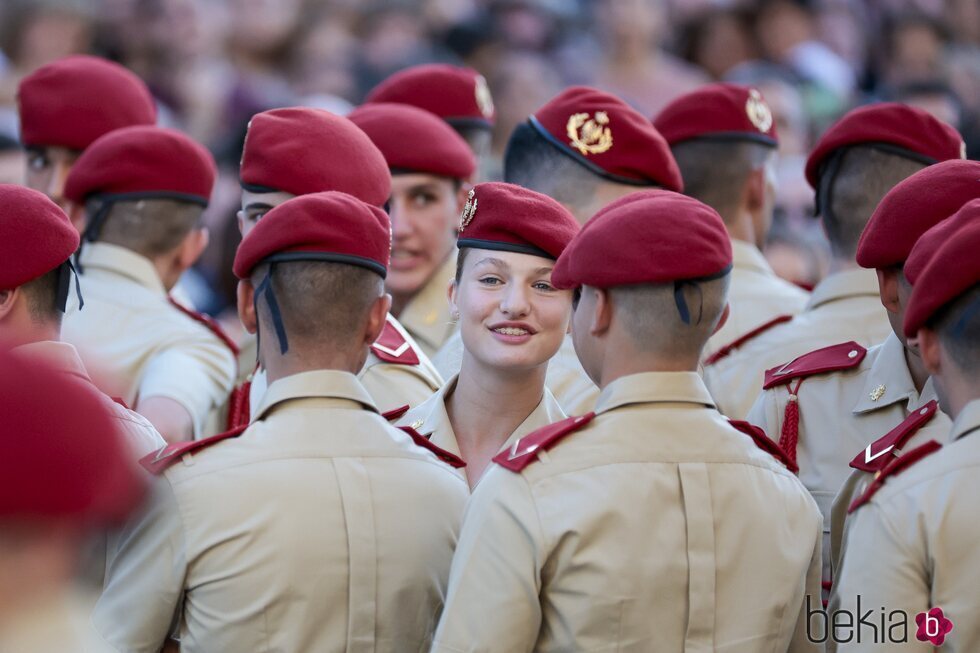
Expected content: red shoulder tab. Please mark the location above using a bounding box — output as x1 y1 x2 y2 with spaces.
850 400 939 473
763 341 866 389
168 297 240 357
139 425 247 475
111 396 130 410
728 419 799 474
398 425 466 468
371 317 420 365
493 413 596 473
705 315 794 366
848 440 942 513
382 405 411 422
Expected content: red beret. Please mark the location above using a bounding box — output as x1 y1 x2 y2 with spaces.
240 107 391 207
0 185 78 289
805 102 965 189
347 103 476 180
857 160 980 269
457 182 578 260
905 198 980 286
0 350 145 526
553 190 731 289
234 191 391 279
904 199 980 337
365 64 495 128
64 126 216 205
528 86 682 191
17 55 156 150
653 83 778 147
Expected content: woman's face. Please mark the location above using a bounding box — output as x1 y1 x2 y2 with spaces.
451 248 572 372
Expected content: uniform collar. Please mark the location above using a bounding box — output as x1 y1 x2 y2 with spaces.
731 239 775 276
594 371 715 415
79 242 167 296
254 369 378 420
10 340 89 383
851 333 915 414
805 268 879 311
397 252 457 353
951 400 980 442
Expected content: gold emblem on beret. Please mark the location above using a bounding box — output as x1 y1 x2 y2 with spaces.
567 111 613 156
745 89 773 133
870 384 886 402
459 189 477 232
474 74 494 119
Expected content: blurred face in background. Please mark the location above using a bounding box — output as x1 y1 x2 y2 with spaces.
23 146 78 211
238 189 295 238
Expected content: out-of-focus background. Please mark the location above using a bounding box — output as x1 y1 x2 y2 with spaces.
1 0 977 314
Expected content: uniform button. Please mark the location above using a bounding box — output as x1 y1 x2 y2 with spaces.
848 350 858 358
920 407 929 415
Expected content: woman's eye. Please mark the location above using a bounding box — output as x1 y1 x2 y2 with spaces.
28 154 49 171
533 281 555 291
411 192 437 208
249 211 266 222
478 276 502 285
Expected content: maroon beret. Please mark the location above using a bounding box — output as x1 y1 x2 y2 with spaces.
0 350 145 526
553 190 731 289
17 55 156 150
653 83 778 147
905 198 980 286
528 86 682 191
457 182 579 260
805 102 965 189
64 126 216 205
857 160 980 269
904 199 980 337
234 191 391 279
347 103 476 180
240 107 391 207
365 64 495 128
0 185 78 289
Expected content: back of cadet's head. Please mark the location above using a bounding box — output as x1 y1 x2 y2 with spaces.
90 198 205 259
670 141 774 222
503 122 601 211
933 284 980 378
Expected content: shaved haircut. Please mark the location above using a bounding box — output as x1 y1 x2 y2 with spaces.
504 122 602 210
671 140 774 223
933 284 980 376
92 198 205 258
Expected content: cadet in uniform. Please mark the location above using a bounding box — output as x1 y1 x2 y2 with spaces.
0 351 145 653
16 55 156 212
432 190 822 652
348 102 476 359
433 86 684 416
233 107 443 425
60 126 237 443
395 182 578 488
93 192 468 653
749 160 979 603
365 63 495 176
710 103 966 419
652 84 810 418
0 184 164 458
833 199 980 652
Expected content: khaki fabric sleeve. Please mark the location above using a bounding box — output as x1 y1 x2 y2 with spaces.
359 362 444 412
790 511 826 653
746 386 783 442
431 467 546 653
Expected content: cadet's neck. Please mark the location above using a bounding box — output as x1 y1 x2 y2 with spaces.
263 347 364 384
596 340 701 389
904 346 930 395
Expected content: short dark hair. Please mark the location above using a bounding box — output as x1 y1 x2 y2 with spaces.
933 283 980 376
671 140 774 223
454 247 469 285
19 266 62 325
503 122 601 210
90 198 205 259
818 146 926 259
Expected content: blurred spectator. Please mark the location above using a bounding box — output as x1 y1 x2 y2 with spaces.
880 12 949 88
682 8 758 80
0 135 24 185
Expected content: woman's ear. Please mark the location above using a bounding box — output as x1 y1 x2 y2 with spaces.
447 278 459 322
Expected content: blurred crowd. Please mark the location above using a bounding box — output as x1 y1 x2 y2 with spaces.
1 0 977 315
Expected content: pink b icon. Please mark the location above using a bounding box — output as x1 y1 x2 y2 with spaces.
916 607 953 646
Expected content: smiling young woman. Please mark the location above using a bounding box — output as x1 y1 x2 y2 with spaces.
395 182 580 488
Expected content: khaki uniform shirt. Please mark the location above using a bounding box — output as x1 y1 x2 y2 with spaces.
831 401 980 653
11 340 165 458
0 588 112 653
248 315 444 419
397 255 458 359
432 372 823 653
747 333 951 595
94 370 468 653
432 333 599 416
63 243 237 438
703 239 810 361
704 267 891 420
396 374 566 485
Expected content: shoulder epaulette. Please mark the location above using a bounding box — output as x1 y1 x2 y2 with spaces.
225 363 259 431
705 315 793 366
850 400 939 474
139 425 248 475
493 413 595 473
763 341 866 389
382 405 411 422
168 297 241 357
397 425 466 468
371 318 421 365
728 419 799 474
848 440 942 513
111 396 130 410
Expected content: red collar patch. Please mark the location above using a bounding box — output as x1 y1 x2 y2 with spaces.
493 413 596 473
848 440 942 513
371 318 420 365
382 404 411 422
850 400 939 473
728 419 799 474
763 341 866 389
397 425 466 468
139 425 248 475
